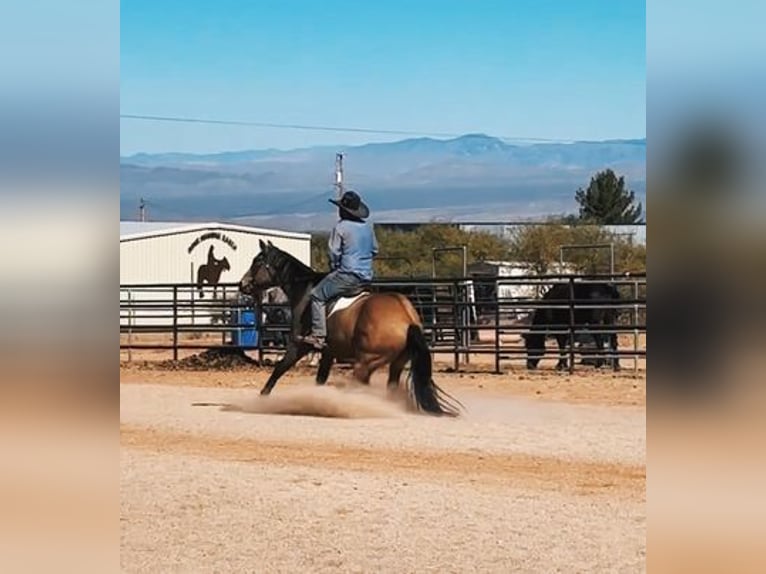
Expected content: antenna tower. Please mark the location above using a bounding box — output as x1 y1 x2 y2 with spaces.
334 153 344 199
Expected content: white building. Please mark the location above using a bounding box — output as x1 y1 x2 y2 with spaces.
468 260 576 300
120 221 311 326
467 260 578 323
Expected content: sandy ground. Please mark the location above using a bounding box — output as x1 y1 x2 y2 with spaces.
121 365 646 573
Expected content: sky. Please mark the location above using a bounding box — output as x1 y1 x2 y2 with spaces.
120 0 645 155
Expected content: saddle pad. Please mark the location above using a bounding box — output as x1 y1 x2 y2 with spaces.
327 292 369 318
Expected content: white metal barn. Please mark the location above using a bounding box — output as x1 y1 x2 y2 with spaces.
120 221 311 326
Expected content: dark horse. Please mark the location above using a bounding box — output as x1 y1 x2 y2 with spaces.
238 240 461 416
196 245 230 299
523 282 621 371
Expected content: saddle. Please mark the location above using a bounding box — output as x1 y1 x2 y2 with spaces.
326 284 371 317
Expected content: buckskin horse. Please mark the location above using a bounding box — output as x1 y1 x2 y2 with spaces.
523 282 621 371
238 240 461 416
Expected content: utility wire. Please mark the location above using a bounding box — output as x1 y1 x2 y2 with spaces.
120 113 573 144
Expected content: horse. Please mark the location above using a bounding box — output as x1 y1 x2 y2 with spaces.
196 245 230 299
523 282 621 371
238 239 461 416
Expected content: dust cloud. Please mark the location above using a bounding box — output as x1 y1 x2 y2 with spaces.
195 384 414 419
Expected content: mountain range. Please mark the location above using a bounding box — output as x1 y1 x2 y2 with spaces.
120 134 645 231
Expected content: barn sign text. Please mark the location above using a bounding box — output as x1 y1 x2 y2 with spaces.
187 232 238 254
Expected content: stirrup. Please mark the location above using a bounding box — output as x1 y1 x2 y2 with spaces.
296 334 326 350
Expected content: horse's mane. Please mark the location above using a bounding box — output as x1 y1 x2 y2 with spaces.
265 244 325 285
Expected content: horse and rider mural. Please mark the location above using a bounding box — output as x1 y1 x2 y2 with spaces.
196 245 230 299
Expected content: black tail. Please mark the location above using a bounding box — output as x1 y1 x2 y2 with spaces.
405 325 463 417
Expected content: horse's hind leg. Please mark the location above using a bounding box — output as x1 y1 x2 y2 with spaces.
315 350 333 385
387 351 408 389
352 353 388 384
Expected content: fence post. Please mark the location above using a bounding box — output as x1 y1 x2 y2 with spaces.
494 279 501 374
633 280 639 376
256 298 264 365
127 289 133 363
463 280 472 366
568 277 575 375
220 285 226 346
452 279 459 371
172 285 179 362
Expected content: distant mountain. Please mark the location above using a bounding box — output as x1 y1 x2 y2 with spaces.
120 134 645 226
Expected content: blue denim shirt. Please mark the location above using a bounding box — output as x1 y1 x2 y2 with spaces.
328 219 379 281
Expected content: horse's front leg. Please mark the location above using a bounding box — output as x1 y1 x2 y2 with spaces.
610 332 621 371
260 342 310 395
593 333 606 368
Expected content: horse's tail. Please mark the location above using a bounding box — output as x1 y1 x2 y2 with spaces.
405 324 462 417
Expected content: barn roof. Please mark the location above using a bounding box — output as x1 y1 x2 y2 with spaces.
119 221 311 242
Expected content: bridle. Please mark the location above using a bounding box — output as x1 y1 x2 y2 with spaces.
251 253 281 290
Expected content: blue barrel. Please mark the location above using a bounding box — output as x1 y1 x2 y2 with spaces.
231 308 259 347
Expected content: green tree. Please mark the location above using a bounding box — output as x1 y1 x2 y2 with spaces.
312 224 511 278
575 169 643 224
508 220 646 274
507 223 571 274
310 233 330 271
310 222 646 278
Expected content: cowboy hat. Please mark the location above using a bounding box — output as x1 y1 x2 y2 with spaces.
329 190 369 220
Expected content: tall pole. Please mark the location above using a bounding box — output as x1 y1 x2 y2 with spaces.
334 153 344 199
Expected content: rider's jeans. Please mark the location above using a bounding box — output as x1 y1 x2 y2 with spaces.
309 271 365 338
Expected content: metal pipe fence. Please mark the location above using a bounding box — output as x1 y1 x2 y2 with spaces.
120 273 646 374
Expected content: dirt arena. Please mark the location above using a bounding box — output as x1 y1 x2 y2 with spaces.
120 360 645 572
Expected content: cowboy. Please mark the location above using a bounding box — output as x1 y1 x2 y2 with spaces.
298 190 378 350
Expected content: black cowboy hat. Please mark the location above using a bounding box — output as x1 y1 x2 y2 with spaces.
329 190 369 220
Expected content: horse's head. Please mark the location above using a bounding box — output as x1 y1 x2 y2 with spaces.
239 239 279 296
522 332 545 370
221 257 230 271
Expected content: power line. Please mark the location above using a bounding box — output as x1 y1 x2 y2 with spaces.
119 113 573 144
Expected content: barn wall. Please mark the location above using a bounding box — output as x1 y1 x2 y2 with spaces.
120 227 310 285
120 225 310 327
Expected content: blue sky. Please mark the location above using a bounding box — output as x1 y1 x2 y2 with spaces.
120 0 645 155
